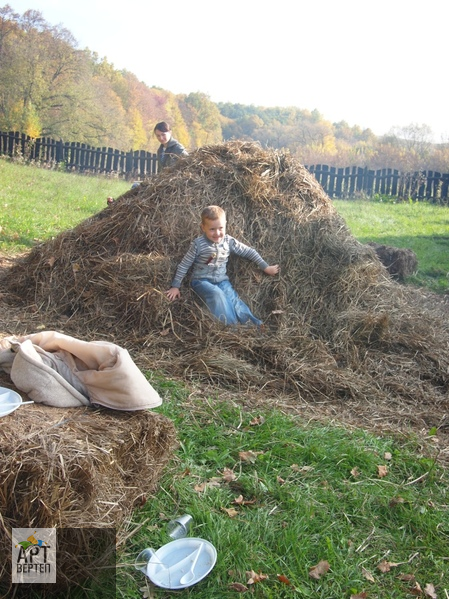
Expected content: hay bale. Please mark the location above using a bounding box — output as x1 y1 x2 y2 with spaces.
1 140 448 439
367 242 418 280
0 402 177 593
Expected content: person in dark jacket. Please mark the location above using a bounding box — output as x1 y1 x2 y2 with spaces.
153 121 188 170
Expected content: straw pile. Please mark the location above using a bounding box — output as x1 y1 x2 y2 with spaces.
1 140 449 449
0 401 177 594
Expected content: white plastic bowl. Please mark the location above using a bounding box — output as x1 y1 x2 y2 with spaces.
146 537 217 589
0 387 23 417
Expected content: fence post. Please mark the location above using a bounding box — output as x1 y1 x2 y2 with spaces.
87 144 95 172
105 148 113 173
335 168 344 197
441 173 449 204
422 171 431 200
151 153 158 174
43 137 50 163
366 168 375 196
348 166 356 195
432 172 441 203
79 143 87 171
125 150 134 178
355 167 363 194
138 150 146 178
8 131 16 155
380 169 387 195
112 149 121 174
20 132 28 159
391 170 399 196
55 139 65 164
328 166 336 197
321 164 329 191
386 168 393 196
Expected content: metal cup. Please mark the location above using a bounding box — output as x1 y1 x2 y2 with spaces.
166 514 193 539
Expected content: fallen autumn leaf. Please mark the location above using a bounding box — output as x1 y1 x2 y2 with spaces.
309 560 330 580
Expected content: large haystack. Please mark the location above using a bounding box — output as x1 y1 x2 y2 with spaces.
2 140 449 449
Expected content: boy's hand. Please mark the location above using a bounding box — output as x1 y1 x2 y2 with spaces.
264 264 280 276
166 287 181 301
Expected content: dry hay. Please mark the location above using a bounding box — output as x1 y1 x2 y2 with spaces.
1 140 449 453
0 401 177 594
367 242 418 280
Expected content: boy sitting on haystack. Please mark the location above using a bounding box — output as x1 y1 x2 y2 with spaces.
166 205 279 326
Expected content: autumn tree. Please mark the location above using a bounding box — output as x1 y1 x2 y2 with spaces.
0 5 27 131
11 10 82 137
382 123 434 171
180 92 222 147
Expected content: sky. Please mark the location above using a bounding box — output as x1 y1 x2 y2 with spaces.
7 0 449 142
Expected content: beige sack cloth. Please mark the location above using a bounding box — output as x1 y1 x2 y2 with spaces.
1 331 162 411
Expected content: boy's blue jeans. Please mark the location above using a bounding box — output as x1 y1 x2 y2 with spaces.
191 279 262 326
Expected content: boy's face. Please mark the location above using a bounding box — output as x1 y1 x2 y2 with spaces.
201 217 226 243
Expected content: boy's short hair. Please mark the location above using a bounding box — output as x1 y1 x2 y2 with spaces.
201 205 226 223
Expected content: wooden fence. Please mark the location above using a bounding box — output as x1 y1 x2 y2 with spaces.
0 131 158 179
307 164 449 203
1 131 449 202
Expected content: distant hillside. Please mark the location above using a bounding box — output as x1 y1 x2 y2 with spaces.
0 5 448 171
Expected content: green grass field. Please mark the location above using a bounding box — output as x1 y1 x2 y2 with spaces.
0 159 130 251
334 198 449 292
117 378 448 599
1 159 448 599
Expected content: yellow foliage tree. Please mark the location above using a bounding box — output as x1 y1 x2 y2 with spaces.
22 101 41 138
128 107 147 150
164 95 191 149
